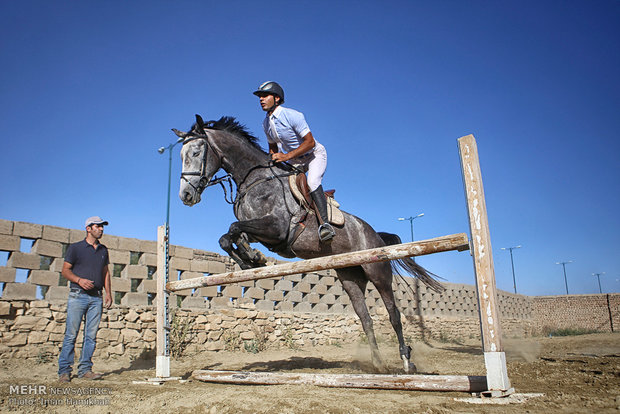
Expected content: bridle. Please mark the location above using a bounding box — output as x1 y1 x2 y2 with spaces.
179 133 213 193
176 130 230 197
176 124 303 207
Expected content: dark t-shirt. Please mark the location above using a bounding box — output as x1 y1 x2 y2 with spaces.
65 239 109 292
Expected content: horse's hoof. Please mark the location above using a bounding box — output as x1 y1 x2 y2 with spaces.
402 356 417 374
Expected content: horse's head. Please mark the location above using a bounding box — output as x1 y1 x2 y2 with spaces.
174 115 222 206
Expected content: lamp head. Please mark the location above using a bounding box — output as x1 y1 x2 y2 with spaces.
158 147 165 154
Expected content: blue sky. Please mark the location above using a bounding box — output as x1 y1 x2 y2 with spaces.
1 1 618 296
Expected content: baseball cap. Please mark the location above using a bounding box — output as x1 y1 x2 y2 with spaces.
85 216 109 227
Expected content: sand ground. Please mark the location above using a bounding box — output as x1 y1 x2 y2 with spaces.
1 332 618 413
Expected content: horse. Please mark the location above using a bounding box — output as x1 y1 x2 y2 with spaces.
173 114 444 373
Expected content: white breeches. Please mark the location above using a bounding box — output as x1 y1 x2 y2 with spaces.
292 142 327 192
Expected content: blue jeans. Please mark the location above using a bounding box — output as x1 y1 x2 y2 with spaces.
57 290 103 376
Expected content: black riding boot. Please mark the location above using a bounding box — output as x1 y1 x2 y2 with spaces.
310 185 336 242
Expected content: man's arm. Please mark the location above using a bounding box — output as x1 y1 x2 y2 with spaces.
103 265 112 308
61 262 95 291
271 132 316 162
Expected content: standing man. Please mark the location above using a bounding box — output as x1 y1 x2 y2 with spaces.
57 216 112 382
253 81 336 242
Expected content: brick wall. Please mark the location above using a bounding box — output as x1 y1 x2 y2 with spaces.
532 294 619 333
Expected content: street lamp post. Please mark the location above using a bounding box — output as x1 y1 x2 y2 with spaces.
555 261 573 295
158 137 184 228
500 245 521 294
398 213 424 242
592 272 605 294
156 137 183 375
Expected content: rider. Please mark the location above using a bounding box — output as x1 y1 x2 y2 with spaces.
253 81 336 242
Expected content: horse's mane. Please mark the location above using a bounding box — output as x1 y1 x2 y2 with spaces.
194 116 265 153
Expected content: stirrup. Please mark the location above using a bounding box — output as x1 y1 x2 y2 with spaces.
318 223 336 242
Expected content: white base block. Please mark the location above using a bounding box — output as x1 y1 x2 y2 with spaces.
156 356 170 378
484 351 511 391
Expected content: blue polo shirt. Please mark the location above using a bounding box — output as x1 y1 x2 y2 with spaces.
64 239 109 292
263 106 316 155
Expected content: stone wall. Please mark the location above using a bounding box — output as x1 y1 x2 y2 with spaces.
0 299 536 359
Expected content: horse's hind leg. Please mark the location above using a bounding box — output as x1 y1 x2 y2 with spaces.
337 267 385 371
364 262 415 373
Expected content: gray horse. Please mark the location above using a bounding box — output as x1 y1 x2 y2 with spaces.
174 115 443 372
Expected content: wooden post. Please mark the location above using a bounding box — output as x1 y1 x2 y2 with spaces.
167 233 470 292
458 134 511 394
156 225 170 378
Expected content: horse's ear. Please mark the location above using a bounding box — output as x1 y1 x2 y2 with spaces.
172 128 188 139
195 114 205 129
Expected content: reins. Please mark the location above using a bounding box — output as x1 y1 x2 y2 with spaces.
180 129 300 209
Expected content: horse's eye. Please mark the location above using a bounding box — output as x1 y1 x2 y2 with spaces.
192 150 201 157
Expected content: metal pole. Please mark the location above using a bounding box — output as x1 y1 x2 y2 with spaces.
398 213 424 242
562 263 569 295
593 273 604 294
166 148 173 226
508 249 516 294
555 261 572 295
501 246 520 294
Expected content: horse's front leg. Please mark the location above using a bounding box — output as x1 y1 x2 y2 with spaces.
219 217 287 269
219 232 253 270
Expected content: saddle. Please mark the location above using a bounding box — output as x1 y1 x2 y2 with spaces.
288 174 345 226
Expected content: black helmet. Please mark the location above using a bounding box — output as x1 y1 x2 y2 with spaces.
253 81 285 104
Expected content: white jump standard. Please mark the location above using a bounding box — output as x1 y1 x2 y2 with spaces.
155 134 512 395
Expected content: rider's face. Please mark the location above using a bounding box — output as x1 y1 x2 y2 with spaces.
258 94 277 111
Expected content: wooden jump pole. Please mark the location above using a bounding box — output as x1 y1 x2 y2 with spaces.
167 233 470 292
458 134 512 396
192 370 487 392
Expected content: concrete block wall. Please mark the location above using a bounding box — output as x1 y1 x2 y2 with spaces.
0 219 534 321
0 219 231 308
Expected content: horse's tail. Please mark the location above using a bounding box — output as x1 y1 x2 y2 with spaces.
378 232 445 293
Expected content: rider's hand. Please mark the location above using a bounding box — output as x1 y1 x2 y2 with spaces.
271 152 289 163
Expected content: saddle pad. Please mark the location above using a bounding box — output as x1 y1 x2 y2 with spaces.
288 175 345 226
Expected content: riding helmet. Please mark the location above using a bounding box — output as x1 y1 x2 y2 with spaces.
253 81 285 104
